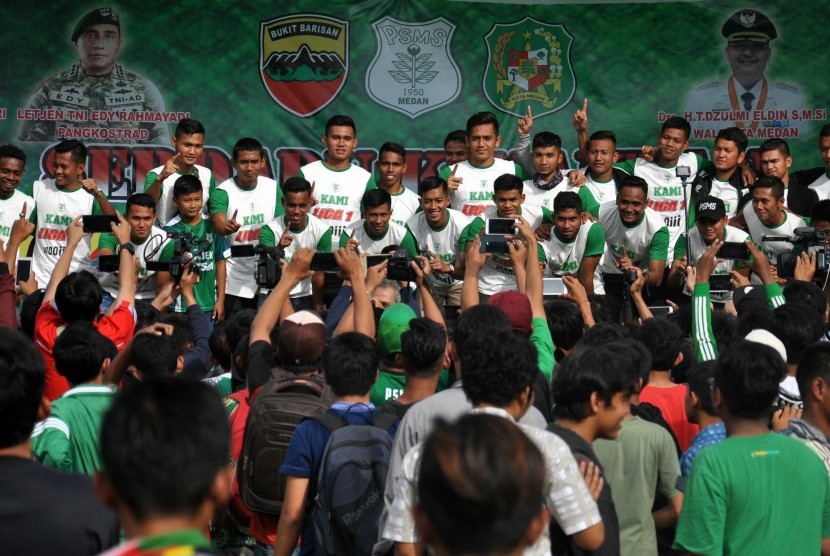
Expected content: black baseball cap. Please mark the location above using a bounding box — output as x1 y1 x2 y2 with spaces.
697 196 726 221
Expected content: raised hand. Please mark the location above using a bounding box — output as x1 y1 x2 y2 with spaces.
447 164 462 192
517 105 533 135
278 226 294 248
344 228 360 252
224 209 241 234
161 153 183 180
572 98 588 132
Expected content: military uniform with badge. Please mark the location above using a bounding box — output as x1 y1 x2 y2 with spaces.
18 7 168 144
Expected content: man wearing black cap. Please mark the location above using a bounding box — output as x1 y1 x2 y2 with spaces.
18 7 167 144
668 195 750 301
687 9 805 139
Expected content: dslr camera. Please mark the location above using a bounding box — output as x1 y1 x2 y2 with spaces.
386 249 419 282
768 227 829 279
229 244 285 289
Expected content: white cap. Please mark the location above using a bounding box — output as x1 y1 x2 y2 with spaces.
744 329 787 363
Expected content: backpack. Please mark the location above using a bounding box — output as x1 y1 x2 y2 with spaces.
238 376 328 515
310 411 398 556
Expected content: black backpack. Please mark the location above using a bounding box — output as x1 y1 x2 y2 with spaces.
310 411 398 555
238 376 328 515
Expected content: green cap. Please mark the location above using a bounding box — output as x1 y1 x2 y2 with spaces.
377 303 417 355
71 7 120 42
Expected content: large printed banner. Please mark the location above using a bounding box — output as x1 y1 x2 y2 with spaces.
0 0 827 207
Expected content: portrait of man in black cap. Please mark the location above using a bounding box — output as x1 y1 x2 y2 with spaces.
686 9 806 139
18 7 168 144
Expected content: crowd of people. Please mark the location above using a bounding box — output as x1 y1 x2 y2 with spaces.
3 81 830 555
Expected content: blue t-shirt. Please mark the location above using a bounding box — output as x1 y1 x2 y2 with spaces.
280 402 399 556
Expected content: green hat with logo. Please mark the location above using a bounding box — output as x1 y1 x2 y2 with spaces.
71 7 121 42
378 303 416 355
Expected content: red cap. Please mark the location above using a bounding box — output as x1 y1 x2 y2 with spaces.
488 291 532 335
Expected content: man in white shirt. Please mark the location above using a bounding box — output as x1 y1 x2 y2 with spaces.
144 118 215 225
210 138 282 315
439 111 527 218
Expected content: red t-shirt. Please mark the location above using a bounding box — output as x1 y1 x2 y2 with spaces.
639 384 700 453
34 301 136 401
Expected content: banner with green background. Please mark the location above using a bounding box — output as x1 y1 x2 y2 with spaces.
1 0 827 207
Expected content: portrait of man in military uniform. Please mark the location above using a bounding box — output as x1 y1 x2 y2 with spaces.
686 9 806 139
18 7 168 144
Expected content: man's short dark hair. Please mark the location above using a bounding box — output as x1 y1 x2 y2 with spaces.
172 174 203 197
552 341 640 421
232 137 264 160
55 270 103 323
418 176 448 196
715 127 749 153
715 340 786 419
130 334 180 379
493 173 523 194
751 175 785 200
322 332 379 397
759 138 790 157
532 131 562 151
811 200 830 224
362 188 392 211
586 295 622 325
461 330 537 407
379 141 406 159
466 111 499 135
636 318 684 371
661 116 691 141
579 321 630 347
453 304 512 361
126 193 156 214
209 323 232 372
325 114 356 136
687 361 718 416
417 414 545 555
281 176 313 196
544 299 584 350
553 191 582 214
159 312 193 355
443 130 466 146
774 303 826 365
783 280 828 320
618 175 649 199
401 318 446 378
0 144 26 164
589 130 617 147
796 342 830 402
0 328 45 448
53 321 117 385
54 140 87 164
174 118 205 139
100 378 229 521
820 124 830 139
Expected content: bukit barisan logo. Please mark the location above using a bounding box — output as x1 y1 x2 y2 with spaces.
260 14 349 118
483 16 575 118
365 16 461 118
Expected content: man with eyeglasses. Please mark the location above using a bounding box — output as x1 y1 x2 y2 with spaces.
686 9 805 139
